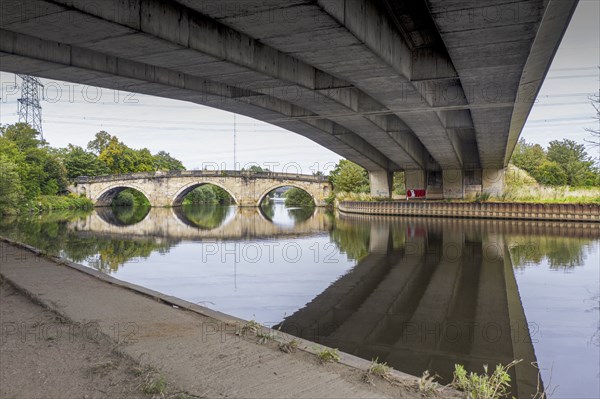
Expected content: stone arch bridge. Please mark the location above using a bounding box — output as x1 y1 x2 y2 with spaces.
72 170 332 207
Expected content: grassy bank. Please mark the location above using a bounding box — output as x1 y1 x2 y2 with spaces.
499 165 600 203
1 194 94 215
30 194 94 212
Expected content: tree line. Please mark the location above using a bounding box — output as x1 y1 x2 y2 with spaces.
0 123 186 214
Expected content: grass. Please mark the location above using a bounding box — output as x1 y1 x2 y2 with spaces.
367 358 392 378
451 360 521 399
142 375 167 395
315 347 340 363
237 319 261 336
495 165 600 204
31 194 94 212
417 370 440 395
279 339 299 353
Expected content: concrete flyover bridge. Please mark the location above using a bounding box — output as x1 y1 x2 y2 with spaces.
0 0 578 198
71 170 332 207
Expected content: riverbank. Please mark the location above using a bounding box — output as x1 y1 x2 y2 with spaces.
338 200 600 222
0 238 458 399
0 194 94 215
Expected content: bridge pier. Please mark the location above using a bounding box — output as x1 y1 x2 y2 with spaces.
442 170 464 199
405 170 426 196
482 169 505 197
368 170 393 198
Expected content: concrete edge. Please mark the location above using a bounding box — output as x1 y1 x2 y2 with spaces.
0 236 431 388
338 201 600 223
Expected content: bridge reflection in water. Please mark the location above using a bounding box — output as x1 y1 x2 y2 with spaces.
52 205 600 396
279 214 542 398
75 205 332 240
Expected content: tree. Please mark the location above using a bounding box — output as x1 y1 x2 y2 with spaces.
284 188 314 207
153 151 185 171
329 160 369 193
62 145 109 179
244 165 270 173
87 131 114 154
584 94 599 150
0 155 24 213
184 185 217 204
0 123 46 151
535 160 568 186
393 172 405 195
547 139 596 186
510 138 547 175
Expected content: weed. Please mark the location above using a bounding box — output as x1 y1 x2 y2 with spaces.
256 331 273 345
368 358 392 378
237 319 261 336
315 347 340 363
451 360 521 399
474 192 491 203
418 370 440 395
143 375 167 395
279 339 299 353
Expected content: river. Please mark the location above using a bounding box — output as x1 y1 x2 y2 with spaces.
1 203 598 398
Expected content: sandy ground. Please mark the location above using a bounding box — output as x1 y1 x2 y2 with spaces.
0 281 178 399
0 239 459 399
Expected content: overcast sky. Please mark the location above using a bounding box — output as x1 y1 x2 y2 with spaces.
0 0 598 172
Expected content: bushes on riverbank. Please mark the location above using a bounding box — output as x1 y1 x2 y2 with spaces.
501 165 600 204
30 195 94 213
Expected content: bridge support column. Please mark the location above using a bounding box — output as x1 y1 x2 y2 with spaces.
443 169 464 199
405 170 426 196
369 170 393 198
482 168 505 197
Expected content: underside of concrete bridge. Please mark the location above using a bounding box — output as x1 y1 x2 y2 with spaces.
0 0 578 198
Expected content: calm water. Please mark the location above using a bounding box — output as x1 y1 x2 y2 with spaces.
1 203 598 398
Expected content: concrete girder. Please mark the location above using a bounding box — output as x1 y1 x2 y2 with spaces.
187 0 463 168
8 0 426 171
427 0 578 168
0 30 393 171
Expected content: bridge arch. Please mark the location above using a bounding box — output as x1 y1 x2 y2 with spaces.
171 182 238 207
94 184 152 207
257 183 321 207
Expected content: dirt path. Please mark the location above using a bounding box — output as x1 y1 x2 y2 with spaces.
0 239 458 398
0 281 172 399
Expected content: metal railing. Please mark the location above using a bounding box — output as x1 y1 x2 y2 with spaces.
74 170 329 184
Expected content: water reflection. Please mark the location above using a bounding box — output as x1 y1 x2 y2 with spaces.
173 204 235 229
281 217 539 396
0 206 598 397
97 206 151 226
259 202 316 227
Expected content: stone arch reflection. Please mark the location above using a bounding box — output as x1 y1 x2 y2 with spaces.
96 206 151 226
173 204 236 230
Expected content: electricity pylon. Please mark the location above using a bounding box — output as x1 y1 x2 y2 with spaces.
17 74 44 138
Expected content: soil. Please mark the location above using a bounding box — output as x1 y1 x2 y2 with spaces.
0 281 174 399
